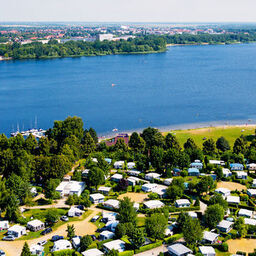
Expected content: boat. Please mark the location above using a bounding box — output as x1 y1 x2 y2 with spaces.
112 128 118 132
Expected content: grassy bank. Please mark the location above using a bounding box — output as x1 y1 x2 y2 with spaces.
163 125 256 148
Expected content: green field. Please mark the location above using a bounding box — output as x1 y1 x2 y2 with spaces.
163 125 256 148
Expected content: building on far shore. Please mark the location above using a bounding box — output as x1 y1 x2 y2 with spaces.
105 134 129 147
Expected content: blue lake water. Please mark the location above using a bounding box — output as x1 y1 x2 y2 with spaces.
0 43 256 136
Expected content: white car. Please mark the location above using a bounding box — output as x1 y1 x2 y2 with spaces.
0 250 6 256
38 240 47 246
2 235 15 241
61 216 69 221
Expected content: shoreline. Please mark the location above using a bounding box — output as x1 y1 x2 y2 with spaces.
98 119 256 140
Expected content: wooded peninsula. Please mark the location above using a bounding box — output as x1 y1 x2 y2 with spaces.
1 33 256 60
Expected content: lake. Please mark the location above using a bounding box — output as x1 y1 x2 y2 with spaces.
0 43 256 136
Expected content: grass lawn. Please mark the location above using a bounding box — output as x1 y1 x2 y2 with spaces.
23 208 68 221
163 125 256 148
18 209 93 240
215 248 231 256
137 217 145 227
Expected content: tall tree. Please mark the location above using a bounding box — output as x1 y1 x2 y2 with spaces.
87 167 105 189
150 146 164 171
81 132 96 155
233 137 247 155
88 127 98 144
20 242 31 256
205 204 224 229
216 136 230 152
196 176 214 195
182 216 203 245
129 132 145 152
80 235 93 251
165 133 181 151
141 127 165 149
66 224 75 240
145 213 167 241
184 138 197 150
118 197 137 225
130 228 145 250
203 138 216 156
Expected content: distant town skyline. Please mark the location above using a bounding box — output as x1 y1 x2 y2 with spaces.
1 0 256 23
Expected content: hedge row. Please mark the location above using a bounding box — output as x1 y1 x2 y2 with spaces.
169 206 200 212
134 241 162 254
164 233 183 244
119 250 134 256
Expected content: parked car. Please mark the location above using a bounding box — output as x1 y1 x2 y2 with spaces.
60 216 69 222
91 216 99 222
51 235 64 242
0 250 6 256
77 205 84 210
41 227 52 235
38 240 47 246
2 235 15 241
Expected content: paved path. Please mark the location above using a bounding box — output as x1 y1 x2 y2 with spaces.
135 244 168 256
199 200 207 214
0 208 99 256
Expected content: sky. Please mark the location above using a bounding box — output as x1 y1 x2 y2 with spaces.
1 0 256 23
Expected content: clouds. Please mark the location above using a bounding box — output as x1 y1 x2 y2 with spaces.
1 0 256 22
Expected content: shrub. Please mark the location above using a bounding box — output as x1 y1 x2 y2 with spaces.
134 241 162 254
219 242 229 252
119 251 134 256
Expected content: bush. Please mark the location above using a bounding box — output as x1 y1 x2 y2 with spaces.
164 234 183 243
219 242 229 252
118 251 134 256
52 249 79 256
134 241 162 254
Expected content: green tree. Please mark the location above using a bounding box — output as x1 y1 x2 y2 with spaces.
234 217 247 238
216 137 230 152
81 132 96 155
80 235 93 251
209 193 228 210
150 146 164 172
129 132 145 152
203 138 216 156
118 197 137 225
196 176 214 195
166 185 183 201
88 127 98 144
141 127 165 149
215 166 223 180
115 223 127 238
66 224 75 240
87 167 105 189
45 179 61 199
45 208 59 225
46 116 84 145
130 228 145 250
5 193 20 222
106 249 118 256
165 133 181 151
182 216 203 245
205 204 224 229
184 138 198 150
233 137 247 155
20 242 31 256
145 213 167 240
24 134 37 153
114 139 128 151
